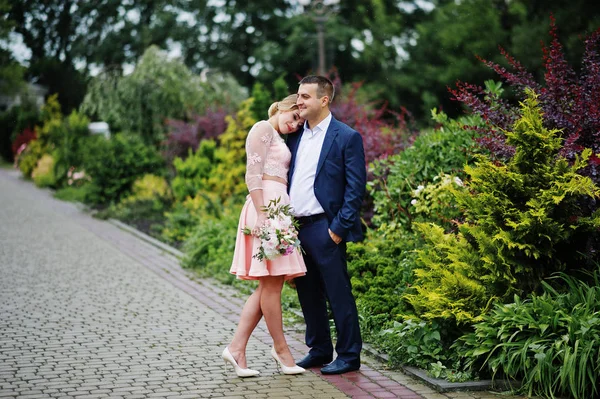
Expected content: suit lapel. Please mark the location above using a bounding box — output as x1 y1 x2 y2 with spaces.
316 117 339 178
288 130 304 179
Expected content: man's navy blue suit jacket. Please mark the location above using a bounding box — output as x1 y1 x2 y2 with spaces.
287 115 366 243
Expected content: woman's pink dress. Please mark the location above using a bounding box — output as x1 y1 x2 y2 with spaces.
230 121 307 280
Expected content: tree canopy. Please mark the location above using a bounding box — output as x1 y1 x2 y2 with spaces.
5 0 600 122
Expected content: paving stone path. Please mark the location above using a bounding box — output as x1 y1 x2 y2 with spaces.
0 168 526 399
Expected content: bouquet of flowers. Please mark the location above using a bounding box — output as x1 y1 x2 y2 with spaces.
243 197 302 261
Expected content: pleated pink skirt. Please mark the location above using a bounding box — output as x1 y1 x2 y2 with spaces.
230 180 307 280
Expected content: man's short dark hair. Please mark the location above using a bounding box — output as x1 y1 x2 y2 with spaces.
299 75 335 103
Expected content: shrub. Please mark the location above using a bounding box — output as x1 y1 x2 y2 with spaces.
171 140 218 203
331 79 415 165
162 98 255 245
410 172 466 232
82 134 165 205
31 153 57 188
408 90 600 327
11 127 36 160
369 109 481 228
348 227 419 320
0 100 39 163
457 268 600 399
17 139 45 178
16 95 63 178
51 110 91 185
163 107 229 166
121 174 172 206
451 18 600 188
181 209 241 284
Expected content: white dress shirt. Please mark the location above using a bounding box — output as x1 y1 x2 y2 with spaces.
289 113 332 217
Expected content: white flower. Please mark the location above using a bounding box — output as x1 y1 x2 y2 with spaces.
454 177 464 186
413 185 425 195
411 199 418 206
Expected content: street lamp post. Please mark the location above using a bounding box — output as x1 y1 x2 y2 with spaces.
299 0 339 75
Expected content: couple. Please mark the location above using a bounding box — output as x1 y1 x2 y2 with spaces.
223 75 366 377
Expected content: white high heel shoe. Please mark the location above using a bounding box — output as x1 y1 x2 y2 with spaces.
222 347 260 377
270 347 305 375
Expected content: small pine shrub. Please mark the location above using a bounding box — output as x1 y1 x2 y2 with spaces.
409 90 600 327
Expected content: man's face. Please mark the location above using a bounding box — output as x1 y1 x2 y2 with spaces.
297 83 323 121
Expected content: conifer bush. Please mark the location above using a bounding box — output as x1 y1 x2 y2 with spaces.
409 91 600 327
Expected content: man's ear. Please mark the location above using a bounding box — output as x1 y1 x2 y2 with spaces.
321 96 330 107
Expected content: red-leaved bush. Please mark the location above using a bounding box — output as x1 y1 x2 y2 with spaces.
162 107 229 165
327 71 416 166
11 127 37 157
450 17 600 186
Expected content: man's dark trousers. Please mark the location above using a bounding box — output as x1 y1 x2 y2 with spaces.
294 217 362 365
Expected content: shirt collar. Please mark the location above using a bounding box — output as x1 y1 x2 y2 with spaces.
304 112 332 137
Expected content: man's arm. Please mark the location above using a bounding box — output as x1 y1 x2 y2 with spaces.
329 131 366 241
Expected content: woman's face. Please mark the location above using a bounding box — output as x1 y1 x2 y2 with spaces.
278 109 304 134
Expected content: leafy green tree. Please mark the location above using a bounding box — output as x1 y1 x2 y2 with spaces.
398 0 600 121
0 0 23 93
7 0 203 111
82 46 245 145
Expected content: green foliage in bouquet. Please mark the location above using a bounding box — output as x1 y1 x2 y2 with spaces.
457 268 600 399
409 90 600 326
82 134 165 205
369 110 481 229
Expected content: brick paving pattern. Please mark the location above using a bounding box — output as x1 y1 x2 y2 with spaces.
0 168 525 399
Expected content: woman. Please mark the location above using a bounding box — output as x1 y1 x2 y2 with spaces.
223 94 307 377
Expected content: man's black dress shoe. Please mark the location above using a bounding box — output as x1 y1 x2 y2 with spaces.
320 358 360 375
296 353 333 369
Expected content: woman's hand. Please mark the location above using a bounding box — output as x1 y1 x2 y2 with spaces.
252 211 268 236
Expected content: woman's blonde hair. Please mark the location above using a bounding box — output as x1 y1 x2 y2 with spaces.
267 94 299 118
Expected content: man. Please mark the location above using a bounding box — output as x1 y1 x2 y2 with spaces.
287 75 366 375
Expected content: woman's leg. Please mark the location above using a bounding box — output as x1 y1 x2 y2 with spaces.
259 275 297 367
227 285 263 368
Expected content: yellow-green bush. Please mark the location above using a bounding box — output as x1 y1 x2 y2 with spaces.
17 139 45 178
162 98 256 244
409 91 600 327
121 174 172 205
32 153 57 188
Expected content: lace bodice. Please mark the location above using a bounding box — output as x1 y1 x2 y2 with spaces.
245 120 291 192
